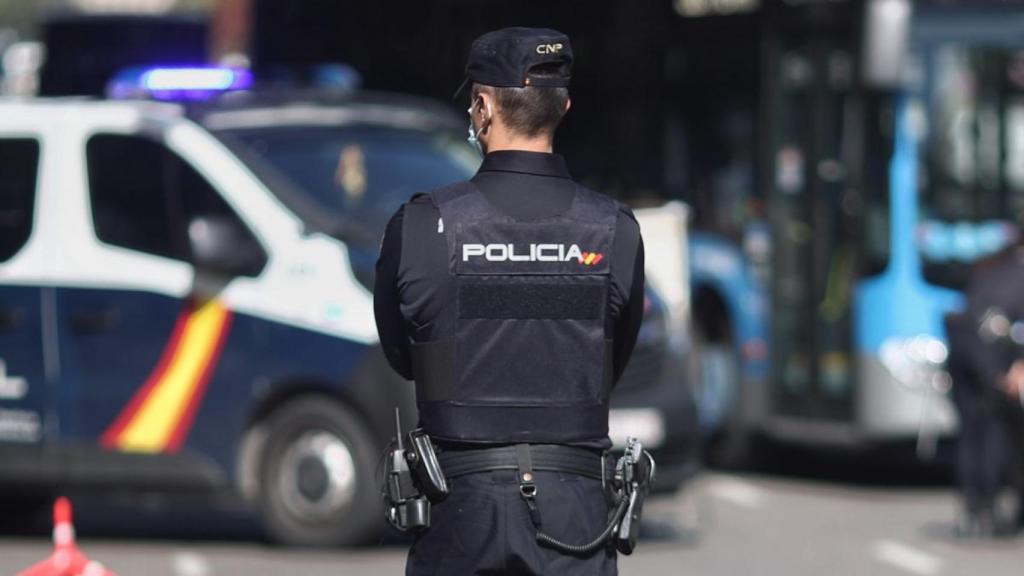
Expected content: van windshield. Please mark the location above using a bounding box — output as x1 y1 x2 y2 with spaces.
215 124 480 243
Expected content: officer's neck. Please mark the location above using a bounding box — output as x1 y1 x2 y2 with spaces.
484 129 554 154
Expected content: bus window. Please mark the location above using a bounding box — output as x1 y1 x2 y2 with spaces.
918 46 1024 289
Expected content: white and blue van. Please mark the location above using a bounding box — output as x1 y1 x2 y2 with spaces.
0 67 696 546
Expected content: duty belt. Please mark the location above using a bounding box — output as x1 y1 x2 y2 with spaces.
437 444 612 481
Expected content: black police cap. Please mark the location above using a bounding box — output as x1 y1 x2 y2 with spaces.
456 27 573 97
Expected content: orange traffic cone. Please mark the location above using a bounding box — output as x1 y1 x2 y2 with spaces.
16 497 117 576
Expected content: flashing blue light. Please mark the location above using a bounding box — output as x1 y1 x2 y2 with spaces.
107 66 253 101
142 67 251 91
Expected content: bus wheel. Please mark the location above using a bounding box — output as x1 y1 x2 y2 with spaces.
259 397 381 547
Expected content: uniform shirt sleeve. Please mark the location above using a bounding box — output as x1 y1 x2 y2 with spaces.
374 204 413 380
611 209 645 385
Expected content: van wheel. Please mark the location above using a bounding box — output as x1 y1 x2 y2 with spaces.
693 322 751 469
259 397 381 547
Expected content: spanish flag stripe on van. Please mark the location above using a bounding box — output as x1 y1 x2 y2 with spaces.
100 299 233 453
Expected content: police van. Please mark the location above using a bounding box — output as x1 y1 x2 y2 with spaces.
0 67 696 545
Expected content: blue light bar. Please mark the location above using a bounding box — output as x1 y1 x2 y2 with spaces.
107 66 253 101
142 67 251 91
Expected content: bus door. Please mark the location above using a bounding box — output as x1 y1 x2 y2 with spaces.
765 25 860 421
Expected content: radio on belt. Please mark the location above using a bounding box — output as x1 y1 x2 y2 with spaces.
613 437 656 554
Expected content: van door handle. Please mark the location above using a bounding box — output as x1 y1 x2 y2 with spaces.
70 308 120 334
0 307 24 331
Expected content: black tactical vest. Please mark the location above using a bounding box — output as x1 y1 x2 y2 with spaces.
410 182 619 443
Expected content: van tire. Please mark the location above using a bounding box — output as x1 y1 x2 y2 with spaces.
692 320 752 469
259 397 381 547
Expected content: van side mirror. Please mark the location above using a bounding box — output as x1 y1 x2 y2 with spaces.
187 215 266 277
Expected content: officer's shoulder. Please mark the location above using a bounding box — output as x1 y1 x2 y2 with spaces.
408 181 476 208
404 182 469 215
408 192 433 205
399 193 433 217
575 186 628 212
615 202 639 227
399 193 439 230
401 183 477 233
580 187 639 228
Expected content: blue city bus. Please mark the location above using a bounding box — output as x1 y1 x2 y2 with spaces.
682 0 1024 463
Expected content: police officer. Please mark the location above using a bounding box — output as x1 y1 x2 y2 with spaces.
945 240 1024 537
374 27 645 575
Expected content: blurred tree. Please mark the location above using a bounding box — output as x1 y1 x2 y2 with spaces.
0 0 215 40
0 0 38 38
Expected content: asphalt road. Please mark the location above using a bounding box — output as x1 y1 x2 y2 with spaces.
1 462 1022 576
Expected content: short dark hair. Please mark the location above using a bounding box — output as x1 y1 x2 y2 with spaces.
473 65 569 138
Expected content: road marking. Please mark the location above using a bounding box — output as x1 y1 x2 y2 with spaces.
706 477 765 509
871 540 942 575
172 550 211 576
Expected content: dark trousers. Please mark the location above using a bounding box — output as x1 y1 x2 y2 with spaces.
951 374 1016 515
1007 403 1024 524
406 469 617 576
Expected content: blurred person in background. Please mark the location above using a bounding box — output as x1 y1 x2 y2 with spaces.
374 27 645 575
945 237 1024 538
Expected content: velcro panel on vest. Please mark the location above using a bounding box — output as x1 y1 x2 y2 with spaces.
455 221 613 276
453 315 607 406
458 277 605 319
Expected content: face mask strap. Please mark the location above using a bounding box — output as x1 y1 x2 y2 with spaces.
466 95 491 155
469 97 493 133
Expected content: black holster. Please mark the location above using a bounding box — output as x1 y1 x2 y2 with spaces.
383 412 448 532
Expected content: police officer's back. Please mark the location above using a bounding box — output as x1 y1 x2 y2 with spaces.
374 27 645 575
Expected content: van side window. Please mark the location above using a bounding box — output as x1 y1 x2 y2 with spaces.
87 134 266 273
0 139 40 263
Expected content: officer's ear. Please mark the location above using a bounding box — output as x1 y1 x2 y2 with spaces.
564 98 572 114
479 93 495 132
